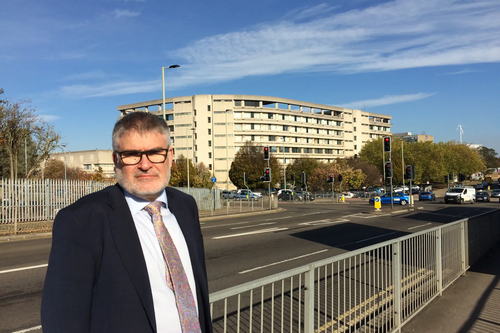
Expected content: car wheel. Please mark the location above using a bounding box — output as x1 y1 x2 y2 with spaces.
433 196 436 201
460 198 464 204
400 200 408 206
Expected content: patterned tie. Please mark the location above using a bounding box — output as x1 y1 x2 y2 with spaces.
144 201 201 333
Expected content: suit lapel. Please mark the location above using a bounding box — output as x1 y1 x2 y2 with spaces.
107 185 157 332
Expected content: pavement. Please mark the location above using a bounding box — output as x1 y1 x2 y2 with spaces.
402 241 500 333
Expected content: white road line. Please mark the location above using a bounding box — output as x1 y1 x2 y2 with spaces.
239 249 329 274
0 264 48 275
408 223 432 230
355 232 396 243
201 221 250 229
299 218 349 226
12 326 42 333
212 227 289 239
302 212 322 216
231 222 276 230
265 216 293 221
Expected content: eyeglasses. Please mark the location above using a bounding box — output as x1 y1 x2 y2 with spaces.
115 148 171 166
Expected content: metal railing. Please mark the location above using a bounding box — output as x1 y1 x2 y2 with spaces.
0 178 279 235
209 209 500 332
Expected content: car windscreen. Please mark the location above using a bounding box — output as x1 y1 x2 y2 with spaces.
448 189 464 193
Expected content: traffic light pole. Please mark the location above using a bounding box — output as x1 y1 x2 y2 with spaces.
332 180 334 204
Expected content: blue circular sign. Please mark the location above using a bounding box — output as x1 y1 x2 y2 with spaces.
211 177 217 183
375 197 380 202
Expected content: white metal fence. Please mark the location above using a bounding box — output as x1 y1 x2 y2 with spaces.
209 209 500 332
0 179 279 235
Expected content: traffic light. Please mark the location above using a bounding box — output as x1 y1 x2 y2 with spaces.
383 136 391 152
337 174 343 182
327 174 333 183
405 165 415 180
260 167 271 182
444 174 449 182
243 172 248 183
384 161 393 178
458 173 465 182
291 174 295 181
301 172 307 184
263 146 270 160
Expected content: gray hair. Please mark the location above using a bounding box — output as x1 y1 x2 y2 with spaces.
112 112 171 150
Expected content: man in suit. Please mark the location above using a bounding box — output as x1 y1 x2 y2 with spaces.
41 111 212 333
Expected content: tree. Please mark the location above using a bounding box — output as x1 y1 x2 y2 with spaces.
42 158 85 180
0 89 61 178
175 155 197 187
229 141 280 190
478 146 499 174
193 163 212 188
346 157 382 187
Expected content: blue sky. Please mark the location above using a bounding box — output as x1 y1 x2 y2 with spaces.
1 0 499 154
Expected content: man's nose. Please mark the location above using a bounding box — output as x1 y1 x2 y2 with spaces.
138 153 153 169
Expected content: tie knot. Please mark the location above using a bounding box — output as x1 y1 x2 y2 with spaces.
144 201 163 218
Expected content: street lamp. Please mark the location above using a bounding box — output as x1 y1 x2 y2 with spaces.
186 127 194 194
59 143 67 205
162 65 180 121
225 109 232 190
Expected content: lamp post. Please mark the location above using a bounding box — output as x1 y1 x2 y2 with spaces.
282 136 286 189
162 65 180 121
60 143 67 205
186 127 194 194
225 109 231 190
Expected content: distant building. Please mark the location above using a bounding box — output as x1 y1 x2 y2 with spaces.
49 149 115 178
117 94 393 189
393 132 433 143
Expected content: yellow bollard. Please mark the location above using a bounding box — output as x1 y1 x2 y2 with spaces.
374 196 381 211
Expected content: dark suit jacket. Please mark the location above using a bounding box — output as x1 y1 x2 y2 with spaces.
41 185 212 333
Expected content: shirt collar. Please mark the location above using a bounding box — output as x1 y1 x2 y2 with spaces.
124 189 169 216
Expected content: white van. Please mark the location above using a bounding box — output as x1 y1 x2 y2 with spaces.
444 186 476 204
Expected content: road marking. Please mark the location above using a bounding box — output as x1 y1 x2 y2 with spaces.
408 223 432 230
239 249 329 274
231 222 276 230
212 227 288 239
299 218 349 226
201 221 250 229
265 216 293 221
0 264 48 275
302 212 322 216
12 325 41 333
355 232 396 243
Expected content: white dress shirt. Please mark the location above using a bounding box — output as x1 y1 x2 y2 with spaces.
124 190 198 333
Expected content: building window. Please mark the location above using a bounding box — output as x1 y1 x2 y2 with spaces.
354 136 357 140
235 100 242 106
354 127 357 131
208 152 212 158
292 147 301 153
208 140 212 147
207 105 211 111
244 100 259 107
208 117 211 123
354 145 357 150
209 164 212 170
354 117 356 122
268 113 274 119
315 149 323 154
208 129 211 135
269 135 276 141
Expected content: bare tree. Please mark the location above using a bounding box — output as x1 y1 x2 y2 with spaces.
0 89 61 178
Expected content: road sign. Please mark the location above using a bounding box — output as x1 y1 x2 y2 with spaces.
211 177 216 183
374 196 381 210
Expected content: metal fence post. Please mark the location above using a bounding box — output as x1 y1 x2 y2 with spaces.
460 220 467 275
304 266 315 332
393 241 402 331
436 228 443 296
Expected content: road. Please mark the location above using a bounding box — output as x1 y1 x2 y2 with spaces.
1 199 498 333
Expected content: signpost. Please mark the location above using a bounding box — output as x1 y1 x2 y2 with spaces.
374 196 381 211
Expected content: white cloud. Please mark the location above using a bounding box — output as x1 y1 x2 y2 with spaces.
38 115 60 122
54 0 500 98
113 9 140 19
341 93 435 109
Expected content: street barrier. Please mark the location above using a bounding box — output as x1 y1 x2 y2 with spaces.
209 209 500 332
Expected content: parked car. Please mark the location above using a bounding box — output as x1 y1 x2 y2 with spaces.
296 191 315 201
491 189 500 199
278 189 294 201
234 192 259 201
222 190 236 199
475 191 490 202
369 192 410 206
475 183 484 190
419 191 436 201
342 192 354 198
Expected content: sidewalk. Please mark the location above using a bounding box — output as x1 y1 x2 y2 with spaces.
402 241 500 333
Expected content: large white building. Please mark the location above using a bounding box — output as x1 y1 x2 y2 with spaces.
49 149 115 178
118 95 392 189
